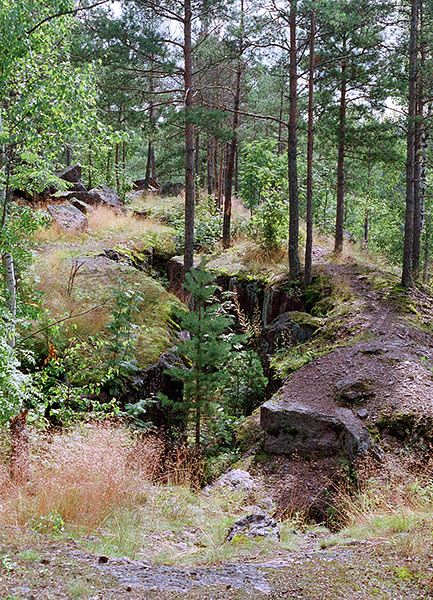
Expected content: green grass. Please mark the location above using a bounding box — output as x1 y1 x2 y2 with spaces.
83 483 299 565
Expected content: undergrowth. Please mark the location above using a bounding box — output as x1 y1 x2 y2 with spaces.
0 423 297 566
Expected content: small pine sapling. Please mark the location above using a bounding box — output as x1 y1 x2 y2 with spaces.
168 261 235 452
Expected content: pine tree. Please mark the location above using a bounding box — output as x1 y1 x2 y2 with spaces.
168 262 235 452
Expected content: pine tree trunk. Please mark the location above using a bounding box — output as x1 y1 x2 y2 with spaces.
195 404 201 452
334 39 347 255
207 138 213 196
218 145 224 209
288 0 300 279
423 222 429 283
234 144 239 194
412 1 424 280
122 141 126 176
364 210 369 244
145 140 153 186
106 151 111 183
402 0 419 288
304 4 315 286
195 131 200 200
223 59 241 249
278 86 285 155
66 146 71 166
214 139 219 202
183 0 195 276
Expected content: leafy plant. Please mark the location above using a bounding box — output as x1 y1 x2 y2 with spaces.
239 139 288 213
247 191 289 253
173 196 223 253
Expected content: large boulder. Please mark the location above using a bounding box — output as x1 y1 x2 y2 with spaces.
55 164 82 184
261 399 373 461
213 469 256 494
88 185 124 210
122 350 186 434
133 178 147 191
160 181 185 197
100 247 153 272
47 203 88 231
70 198 91 214
259 312 319 357
70 180 87 193
226 514 280 542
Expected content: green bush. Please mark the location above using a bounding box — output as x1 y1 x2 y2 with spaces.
247 191 289 253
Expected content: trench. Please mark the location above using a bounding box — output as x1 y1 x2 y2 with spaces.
113 249 319 434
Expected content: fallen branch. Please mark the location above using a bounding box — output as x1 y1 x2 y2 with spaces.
21 302 108 341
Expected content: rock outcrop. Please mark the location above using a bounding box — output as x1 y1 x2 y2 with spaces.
55 163 82 184
226 514 280 542
261 399 373 461
47 203 88 231
160 181 185 197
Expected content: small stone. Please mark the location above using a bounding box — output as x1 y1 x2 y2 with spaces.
210 469 256 494
226 514 280 542
360 343 384 355
357 409 368 419
98 555 109 564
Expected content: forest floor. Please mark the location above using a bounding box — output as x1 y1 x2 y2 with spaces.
2 522 432 599
2 252 433 599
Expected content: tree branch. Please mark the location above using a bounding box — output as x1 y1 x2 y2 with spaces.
26 0 111 36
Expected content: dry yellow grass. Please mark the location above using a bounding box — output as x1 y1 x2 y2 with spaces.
0 424 164 531
33 205 173 248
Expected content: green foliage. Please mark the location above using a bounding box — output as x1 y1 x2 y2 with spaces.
239 139 288 213
222 347 267 417
32 284 148 426
167 261 235 450
31 511 65 535
173 196 223 253
0 332 34 424
247 191 289 252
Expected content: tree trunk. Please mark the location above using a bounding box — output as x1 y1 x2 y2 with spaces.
412 1 424 280
423 220 429 283
278 86 285 155
334 37 347 255
234 144 239 194
0 112 16 348
288 0 300 279
218 145 224 209
106 151 111 183
122 140 126 176
304 4 315 286
223 58 242 249
214 139 219 202
207 137 213 196
195 404 201 452
402 0 419 288
66 146 71 166
145 140 154 186
88 146 92 189
194 130 200 201
183 0 195 276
